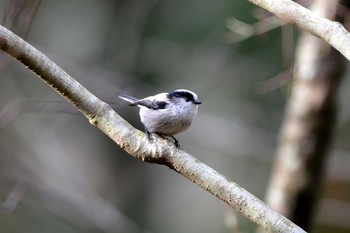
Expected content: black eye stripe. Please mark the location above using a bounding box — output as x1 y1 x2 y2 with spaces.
169 91 194 102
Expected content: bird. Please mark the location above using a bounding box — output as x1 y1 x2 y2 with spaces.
118 89 201 148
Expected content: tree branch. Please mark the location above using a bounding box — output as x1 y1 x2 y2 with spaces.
247 0 350 61
0 25 304 232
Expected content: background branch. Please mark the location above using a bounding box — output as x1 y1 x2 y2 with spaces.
246 0 350 61
263 0 345 231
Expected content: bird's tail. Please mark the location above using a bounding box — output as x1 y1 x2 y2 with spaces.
118 94 139 106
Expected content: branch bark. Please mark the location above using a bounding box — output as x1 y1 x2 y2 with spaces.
0 26 304 232
247 0 350 61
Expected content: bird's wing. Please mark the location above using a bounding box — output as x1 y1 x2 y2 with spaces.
133 99 168 110
119 93 168 110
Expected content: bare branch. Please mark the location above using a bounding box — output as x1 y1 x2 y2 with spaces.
0 25 304 232
225 15 287 43
247 0 350 60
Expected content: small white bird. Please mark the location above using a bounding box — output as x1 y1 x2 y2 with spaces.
119 89 202 147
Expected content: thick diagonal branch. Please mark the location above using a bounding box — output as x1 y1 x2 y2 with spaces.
0 25 304 233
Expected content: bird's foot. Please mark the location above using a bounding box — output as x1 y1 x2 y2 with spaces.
171 136 182 149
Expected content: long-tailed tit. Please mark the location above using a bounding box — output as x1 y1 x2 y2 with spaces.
119 89 201 147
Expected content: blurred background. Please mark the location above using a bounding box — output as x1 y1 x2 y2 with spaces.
0 0 349 232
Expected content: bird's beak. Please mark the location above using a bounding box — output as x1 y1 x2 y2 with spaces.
195 100 202 105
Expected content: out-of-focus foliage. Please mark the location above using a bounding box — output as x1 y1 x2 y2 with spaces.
0 0 349 233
